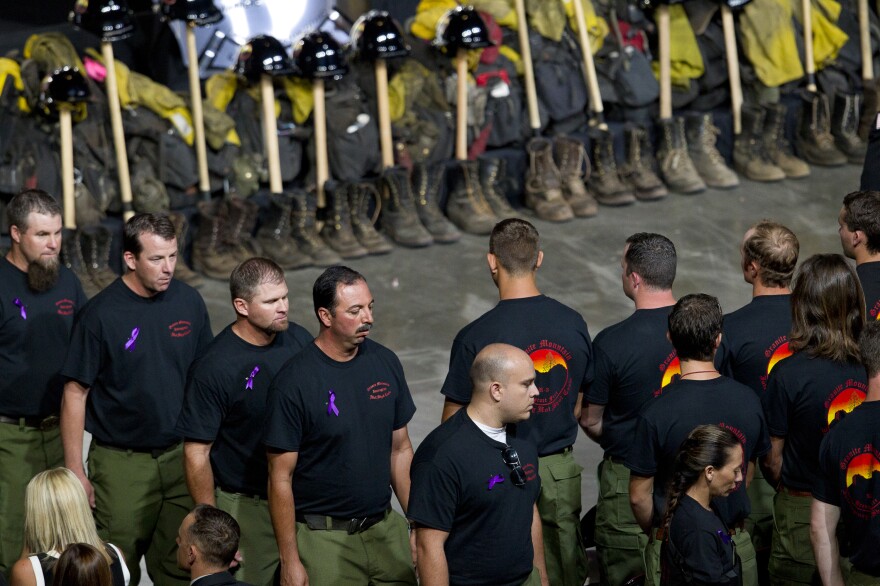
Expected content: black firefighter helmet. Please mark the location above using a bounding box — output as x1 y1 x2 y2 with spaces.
351 10 410 61
70 0 135 42
292 31 348 80
234 35 295 83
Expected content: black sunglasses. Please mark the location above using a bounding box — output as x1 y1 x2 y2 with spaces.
502 446 526 487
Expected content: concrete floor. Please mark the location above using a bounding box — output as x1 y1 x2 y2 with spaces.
137 163 859 584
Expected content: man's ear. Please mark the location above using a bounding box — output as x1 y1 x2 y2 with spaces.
489 381 503 403
123 250 137 272
233 298 249 318
535 250 543 269
487 253 498 275
9 225 21 245
317 307 333 329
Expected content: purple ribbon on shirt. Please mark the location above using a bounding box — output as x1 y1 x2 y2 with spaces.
327 390 339 416
13 298 26 320
245 366 260 390
124 327 140 352
488 474 505 490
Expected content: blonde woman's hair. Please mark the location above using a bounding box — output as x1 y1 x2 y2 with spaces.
23 468 111 564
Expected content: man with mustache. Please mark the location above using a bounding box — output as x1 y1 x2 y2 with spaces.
0 189 86 577
265 266 417 586
176 257 312 586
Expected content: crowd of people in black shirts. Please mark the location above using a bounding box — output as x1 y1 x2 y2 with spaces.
3 186 880 586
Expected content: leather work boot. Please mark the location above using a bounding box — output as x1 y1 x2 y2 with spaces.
445 160 498 235
411 162 461 244
587 128 636 206
761 103 809 179
478 157 520 220
319 181 369 259
290 190 343 267
192 200 246 280
618 124 667 201
348 183 393 255
735 105 786 182
377 166 434 247
657 117 706 194
685 112 739 189
256 193 312 270
167 211 204 288
553 136 599 217
859 79 880 140
795 90 847 167
225 197 263 261
61 228 100 298
831 92 867 164
524 137 573 222
78 225 118 290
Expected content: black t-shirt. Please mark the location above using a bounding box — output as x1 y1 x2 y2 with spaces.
0 258 86 417
663 495 739 585
409 409 541 586
585 307 678 460
61 278 213 449
263 339 416 518
626 377 770 526
440 295 593 456
764 352 868 491
815 401 880 577
858 263 880 321
175 322 313 497
716 295 792 396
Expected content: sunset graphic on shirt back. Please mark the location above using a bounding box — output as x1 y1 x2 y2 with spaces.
846 452 880 488
827 387 866 427
530 349 568 374
766 342 793 375
660 357 681 388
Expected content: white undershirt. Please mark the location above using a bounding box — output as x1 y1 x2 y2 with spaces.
473 419 507 444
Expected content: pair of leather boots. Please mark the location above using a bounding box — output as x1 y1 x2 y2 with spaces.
60 225 119 298
656 114 739 194
794 91 866 167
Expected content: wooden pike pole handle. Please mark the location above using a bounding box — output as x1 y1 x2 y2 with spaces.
658 5 672 119
721 6 743 134
455 48 468 160
514 0 541 131
102 41 134 220
259 73 283 194
186 23 211 199
312 78 329 206
374 59 395 169
59 107 76 229
802 0 817 91
571 0 606 128
859 0 873 82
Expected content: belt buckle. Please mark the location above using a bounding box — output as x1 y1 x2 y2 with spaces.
348 517 367 534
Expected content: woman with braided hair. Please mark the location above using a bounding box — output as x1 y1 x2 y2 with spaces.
660 425 744 585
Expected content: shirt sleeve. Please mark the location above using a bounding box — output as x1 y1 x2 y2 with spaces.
585 343 613 405
263 369 305 452
61 310 103 387
194 299 213 356
440 334 476 403
750 396 772 459
715 332 732 377
175 365 227 441
407 459 459 532
764 366 789 437
391 354 417 430
626 413 659 476
678 528 735 583
812 431 841 505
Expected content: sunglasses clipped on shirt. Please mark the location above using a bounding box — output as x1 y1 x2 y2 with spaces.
502 445 526 487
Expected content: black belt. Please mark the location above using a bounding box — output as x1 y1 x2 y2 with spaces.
296 508 390 534
217 486 266 501
541 445 573 458
95 441 180 459
0 414 59 431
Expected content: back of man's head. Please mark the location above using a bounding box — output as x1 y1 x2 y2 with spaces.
489 219 540 276
668 294 723 361
7 189 61 233
842 191 880 254
742 221 799 288
189 505 240 568
624 233 676 290
860 320 880 379
470 343 518 393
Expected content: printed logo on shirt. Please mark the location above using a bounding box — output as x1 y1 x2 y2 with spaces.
824 380 867 432
55 298 75 316
760 338 792 391
368 381 392 400
525 341 572 414
868 299 880 321
169 320 192 338
840 443 880 520
718 422 747 488
522 462 538 482
655 352 680 397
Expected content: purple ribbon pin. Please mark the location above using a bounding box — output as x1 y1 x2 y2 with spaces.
488 474 505 490
124 327 140 352
327 390 339 416
13 298 26 320
245 366 260 390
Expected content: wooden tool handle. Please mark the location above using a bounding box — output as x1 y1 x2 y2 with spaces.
455 49 468 161
313 78 329 207
515 0 541 131
571 0 606 127
721 6 743 134
802 0 817 90
374 60 395 169
102 41 134 220
59 108 76 229
658 5 672 119
860 0 874 81
260 74 283 194
186 24 211 198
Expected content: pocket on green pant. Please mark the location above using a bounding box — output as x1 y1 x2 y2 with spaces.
544 459 583 518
